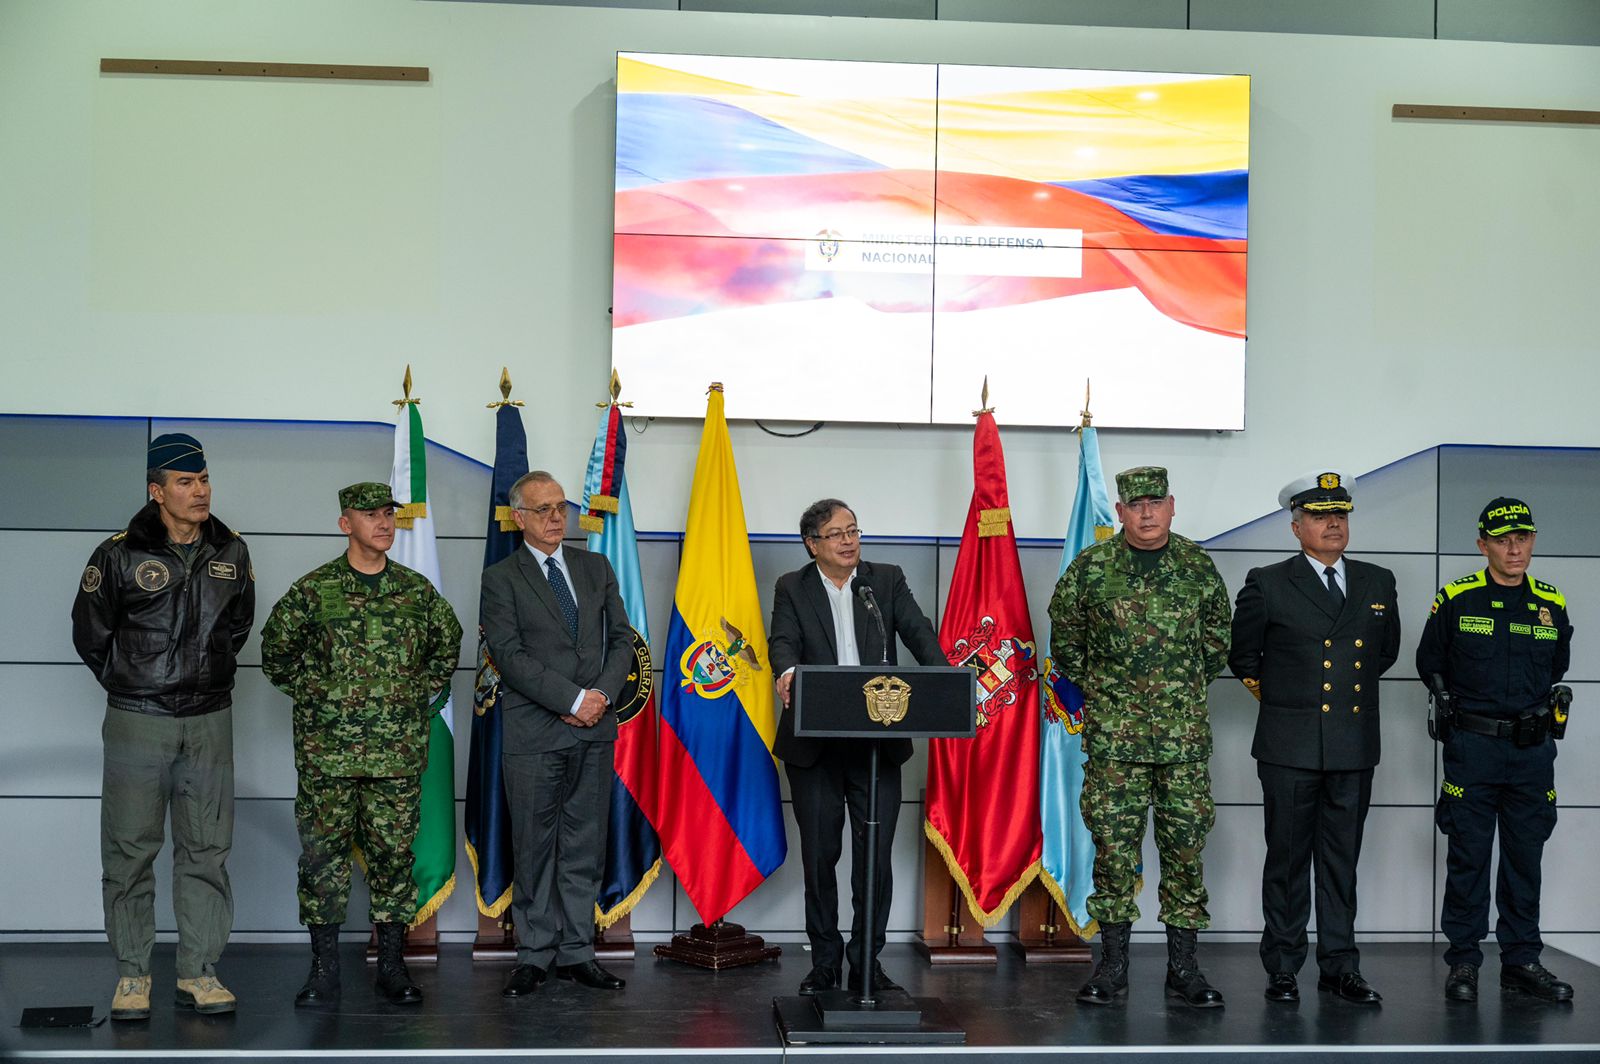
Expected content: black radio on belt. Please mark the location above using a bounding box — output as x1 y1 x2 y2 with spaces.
1427 673 1456 743
1550 685 1573 740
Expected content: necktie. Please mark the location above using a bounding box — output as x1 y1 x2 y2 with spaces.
545 557 579 639
1324 565 1344 611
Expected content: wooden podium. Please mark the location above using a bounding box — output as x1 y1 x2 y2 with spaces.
773 662 974 1045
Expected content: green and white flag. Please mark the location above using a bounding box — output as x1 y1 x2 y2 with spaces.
391 400 457 926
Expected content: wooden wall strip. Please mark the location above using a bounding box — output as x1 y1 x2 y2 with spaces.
100 58 429 82
1393 103 1600 125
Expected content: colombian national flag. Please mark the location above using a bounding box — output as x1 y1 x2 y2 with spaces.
646 386 786 923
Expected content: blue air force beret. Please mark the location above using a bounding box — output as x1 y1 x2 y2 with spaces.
147 433 206 473
1279 471 1354 513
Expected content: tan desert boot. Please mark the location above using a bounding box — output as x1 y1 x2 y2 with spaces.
175 974 237 1014
110 975 151 1020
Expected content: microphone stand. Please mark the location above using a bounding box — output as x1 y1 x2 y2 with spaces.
857 582 889 1007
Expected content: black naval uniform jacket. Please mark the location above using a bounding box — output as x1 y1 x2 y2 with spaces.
71 501 256 717
1229 554 1401 771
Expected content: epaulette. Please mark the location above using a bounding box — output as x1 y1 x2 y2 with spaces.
1443 570 1486 599
1529 577 1566 609
111 530 128 542
231 529 241 538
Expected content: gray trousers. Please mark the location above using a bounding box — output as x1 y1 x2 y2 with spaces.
503 741 612 969
101 705 234 978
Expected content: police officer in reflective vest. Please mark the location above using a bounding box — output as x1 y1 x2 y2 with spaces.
1417 497 1574 1003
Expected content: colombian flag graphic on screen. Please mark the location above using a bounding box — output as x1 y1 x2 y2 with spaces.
611 54 1249 430
646 386 786 923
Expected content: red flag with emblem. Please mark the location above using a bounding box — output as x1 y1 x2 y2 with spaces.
924 411 1043 924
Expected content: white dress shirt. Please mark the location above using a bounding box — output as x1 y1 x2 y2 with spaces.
1304 552 1346 598
820 568 861 667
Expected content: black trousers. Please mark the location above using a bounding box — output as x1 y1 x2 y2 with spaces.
1437 730 1557 968
785 747 900 975
503 742 613 970
1257 761 1373 977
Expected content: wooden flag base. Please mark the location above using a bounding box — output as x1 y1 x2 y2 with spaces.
914 837 996 964
654 920 781 969
1014 881 1091 963
365 913 439 965
472 909 517 961
595 913 636 961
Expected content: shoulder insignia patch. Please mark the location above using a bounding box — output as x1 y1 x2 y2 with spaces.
1430 592 1443 616
1444 571 1487 599
111 530 128 542
81 565 102 593
1529 578 1566 609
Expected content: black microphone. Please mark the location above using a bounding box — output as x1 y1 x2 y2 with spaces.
857 582 889 665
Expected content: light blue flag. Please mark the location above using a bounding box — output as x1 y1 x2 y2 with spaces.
1038 425 1115 937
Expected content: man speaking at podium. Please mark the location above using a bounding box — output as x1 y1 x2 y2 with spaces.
769 499 947 999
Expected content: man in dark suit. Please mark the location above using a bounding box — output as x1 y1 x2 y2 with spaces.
480 470 634 996
768 498 947 998
1229 472 1401 1005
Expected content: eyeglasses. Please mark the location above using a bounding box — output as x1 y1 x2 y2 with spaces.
1121 499 1168 514
811 526 862 543
516 503 568 521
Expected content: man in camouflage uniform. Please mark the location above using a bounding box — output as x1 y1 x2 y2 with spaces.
1049 466 1232 1009
261 482 462 1007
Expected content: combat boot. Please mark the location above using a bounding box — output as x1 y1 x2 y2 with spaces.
374 922 423 1005
110 974 151 1021
1076 921 1131 1005
1164 925 1224 1008
175 973 237 1014
295 923 342 1007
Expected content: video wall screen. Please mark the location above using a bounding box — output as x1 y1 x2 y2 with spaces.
612 53 1249 429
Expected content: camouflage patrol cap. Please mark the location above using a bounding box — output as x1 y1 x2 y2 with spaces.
338 482 398 511
1478 497 1536 537
1115 466 1169 502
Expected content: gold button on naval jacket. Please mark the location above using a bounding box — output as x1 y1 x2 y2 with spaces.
1352 706 1361 713
1355 639 1364 648
1322 704 1331 712
1324 660 1332 669
1354 661 1362 669
1324 639 1333 648
1354 684 1361 692
1323 682 1332 691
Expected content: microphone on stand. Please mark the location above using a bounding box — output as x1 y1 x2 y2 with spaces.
857 582 889 666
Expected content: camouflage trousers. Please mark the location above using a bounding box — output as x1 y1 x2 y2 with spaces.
1081 757 1215 928
295 771 420 926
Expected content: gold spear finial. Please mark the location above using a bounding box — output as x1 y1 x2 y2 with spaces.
597 368 635 409
488 367 524 409
1080 378 1093 428
972 374 994 416
393 364 420 407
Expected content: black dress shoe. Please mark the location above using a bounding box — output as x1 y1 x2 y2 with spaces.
1264 973 1299 1002
502 965 547 997
1501 962 1574 1002
1445 963 1478 1002
798 966 840 996
1318 971 1382 1004
847 962 901 996
556 960 626 990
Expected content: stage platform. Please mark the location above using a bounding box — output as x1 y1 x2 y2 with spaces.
3 942 1599 1063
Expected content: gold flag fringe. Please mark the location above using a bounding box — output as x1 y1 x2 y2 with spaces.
408 872 456 930
922 820 1040 927
463 840 513 919
1036 868 1100 941
593 857 663 930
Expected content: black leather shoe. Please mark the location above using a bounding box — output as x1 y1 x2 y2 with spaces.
847 962 901 996
502 965 547 997
1264 973 1299 1002
1502 963 1574 1002
1444 963 1478 1002
556 960 626 990
798 965 840 996
1317 971 1381 1004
